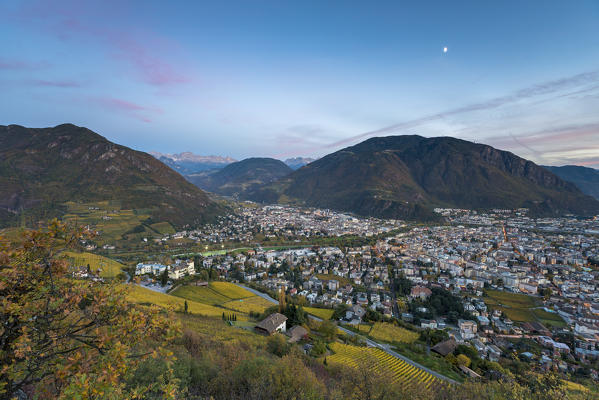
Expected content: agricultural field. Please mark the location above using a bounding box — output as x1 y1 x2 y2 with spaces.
127 285 239 319
327 342 442 389
178 313 265 347
62 201 153 244
356 324 373 334
63 251 125 278
170 282 270 316
210 281 255 299
170 285 231 305
222 296 274 314
369 322 419 344
304 307 334 320
483 290 565 326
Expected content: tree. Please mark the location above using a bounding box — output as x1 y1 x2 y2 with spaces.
457 354 472 368
0 221 178 399
184 300 189 314
266 334 289 357
318 320 338 342
160 267 169 286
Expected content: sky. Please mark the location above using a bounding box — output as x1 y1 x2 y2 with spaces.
1 0 598 167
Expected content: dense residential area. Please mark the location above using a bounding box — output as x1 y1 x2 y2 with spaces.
128 204 599 391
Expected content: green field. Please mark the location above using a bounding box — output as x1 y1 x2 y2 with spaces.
149 222 175 235
304 307 334 320
483 290 565 327
63 251 125 278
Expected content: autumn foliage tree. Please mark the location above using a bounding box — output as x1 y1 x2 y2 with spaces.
0 221 179 399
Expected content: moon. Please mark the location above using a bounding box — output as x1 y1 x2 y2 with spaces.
443 47 448 53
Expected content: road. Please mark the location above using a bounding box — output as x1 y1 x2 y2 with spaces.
234 283 458 385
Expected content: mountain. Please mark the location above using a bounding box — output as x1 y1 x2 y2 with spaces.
188 157 293 197
284 157 316 170
543 165 599 200
251 135 599 219
150 151 236 174
0 124 224 228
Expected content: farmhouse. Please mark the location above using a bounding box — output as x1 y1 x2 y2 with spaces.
255 313 288 335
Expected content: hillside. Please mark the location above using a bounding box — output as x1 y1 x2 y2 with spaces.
543 165 599 200
188 157 293 197
0 124 224 228
252 135 599 219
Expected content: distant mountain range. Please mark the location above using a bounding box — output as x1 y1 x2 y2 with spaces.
2 125 597 227
284 157 316 170
150 151 236 174
0 124 224 228
247 136 599 219
543 165 599 201
187 158 292 198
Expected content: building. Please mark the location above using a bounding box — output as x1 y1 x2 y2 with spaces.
255 313 288 335
168 259 195 280
458 319 477 340
410 285 432 300
328 279 339 291
135 262 167 276
432 338 458 356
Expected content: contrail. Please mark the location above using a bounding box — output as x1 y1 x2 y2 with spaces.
317 70 599 152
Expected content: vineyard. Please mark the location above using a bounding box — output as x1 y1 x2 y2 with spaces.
171 285 231 305
63 251 124 278
170 282 270 316
127 285 245 319
369 322 419 344
327 343 442 389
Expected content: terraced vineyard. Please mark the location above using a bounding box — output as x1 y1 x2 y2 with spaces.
328 343 442 389
127 285 243 319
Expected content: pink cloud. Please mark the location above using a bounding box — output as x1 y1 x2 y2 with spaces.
15 1 192 88
0 58 50 70
89 96 163 123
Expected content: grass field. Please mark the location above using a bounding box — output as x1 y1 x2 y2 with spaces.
305 307 334 320
149 222 175 235
222 296 274 314
483 290 565 326
63 251 125 278
369 322 419 344
127 285 242 319
327 342 442 389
